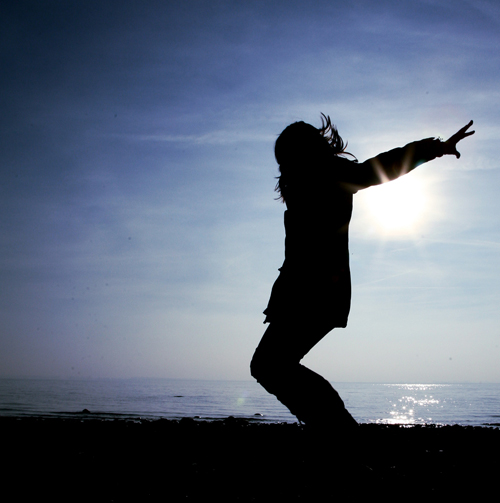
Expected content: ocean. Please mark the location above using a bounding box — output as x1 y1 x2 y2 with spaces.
0 378 499 426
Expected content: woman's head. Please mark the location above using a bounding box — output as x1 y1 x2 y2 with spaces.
274 120 326 167
274 114 353 202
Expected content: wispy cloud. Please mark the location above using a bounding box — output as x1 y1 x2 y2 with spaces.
120 130 275 145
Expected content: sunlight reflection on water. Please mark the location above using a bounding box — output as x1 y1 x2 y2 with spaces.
376 384 449 425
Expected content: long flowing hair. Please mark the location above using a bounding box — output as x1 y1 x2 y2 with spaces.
317 113 354 158
274 114 355 202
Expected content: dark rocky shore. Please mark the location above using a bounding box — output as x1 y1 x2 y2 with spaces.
3 416 499 501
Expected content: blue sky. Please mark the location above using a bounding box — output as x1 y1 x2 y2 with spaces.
1 0 499 382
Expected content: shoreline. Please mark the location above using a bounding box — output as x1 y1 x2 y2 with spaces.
4 416 499 501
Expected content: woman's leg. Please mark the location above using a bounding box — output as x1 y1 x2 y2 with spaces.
250 320 357 429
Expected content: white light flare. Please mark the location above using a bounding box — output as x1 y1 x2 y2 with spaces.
360 174 430 236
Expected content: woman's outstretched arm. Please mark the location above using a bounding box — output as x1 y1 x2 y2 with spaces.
336 121 475 191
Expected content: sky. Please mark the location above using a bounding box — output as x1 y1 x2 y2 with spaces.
1 0 499 382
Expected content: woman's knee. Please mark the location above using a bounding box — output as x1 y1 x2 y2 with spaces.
250 349 267 381
250 349 280 386
251 323 298 383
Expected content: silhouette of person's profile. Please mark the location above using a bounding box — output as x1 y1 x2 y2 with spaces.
251 116 474 434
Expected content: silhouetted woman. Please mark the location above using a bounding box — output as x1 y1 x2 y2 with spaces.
251 116 474 432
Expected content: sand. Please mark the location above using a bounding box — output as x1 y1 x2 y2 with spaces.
3 416 499 501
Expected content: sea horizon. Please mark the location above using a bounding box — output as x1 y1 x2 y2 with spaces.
1 377 499 427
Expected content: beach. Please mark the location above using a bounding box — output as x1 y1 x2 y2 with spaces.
3 416 499 501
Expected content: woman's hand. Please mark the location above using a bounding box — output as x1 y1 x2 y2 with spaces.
444 120 475 158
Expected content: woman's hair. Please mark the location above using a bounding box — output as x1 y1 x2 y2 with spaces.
317 113 353 158
274 113 354 202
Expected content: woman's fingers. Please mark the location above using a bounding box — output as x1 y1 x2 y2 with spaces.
444 121 475 158
450 120 475 143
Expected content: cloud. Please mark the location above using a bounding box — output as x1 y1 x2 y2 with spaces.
119 131 275 145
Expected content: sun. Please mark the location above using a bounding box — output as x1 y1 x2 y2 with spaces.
360 175 428 235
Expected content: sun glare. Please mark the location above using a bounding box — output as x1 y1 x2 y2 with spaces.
361 175 428 235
